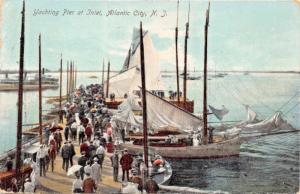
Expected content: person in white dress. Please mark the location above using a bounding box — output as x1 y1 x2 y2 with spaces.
84 161 92 179
91 158 102 185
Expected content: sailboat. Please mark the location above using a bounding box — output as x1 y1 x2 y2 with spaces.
123 22 172 187
103 28 195 113
115 4 242 159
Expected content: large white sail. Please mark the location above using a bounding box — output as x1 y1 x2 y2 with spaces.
146 91 202 132
105 29 165 98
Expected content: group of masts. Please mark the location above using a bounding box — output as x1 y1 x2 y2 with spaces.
174 1 210 144
15 0 210 183
66 60 77 101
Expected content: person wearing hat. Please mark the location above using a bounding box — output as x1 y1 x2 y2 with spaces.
91 157 101 185
87 140 96 159
95 143 105 168
120 149 133 182
85 125 93 142
69 141 76 167
80 139 89 154
77 152 88 180
82 172 97 193
37 144 47 177
72 172 83 193
48 142 57 172
78 124 85 144
84 161 92 179
4 157 13 172
61 142 71 172
110 151 119 182
23 178 35 193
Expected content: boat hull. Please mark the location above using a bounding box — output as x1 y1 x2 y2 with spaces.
121 137 241 159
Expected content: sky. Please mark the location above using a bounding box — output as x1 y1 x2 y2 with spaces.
0 0 299 72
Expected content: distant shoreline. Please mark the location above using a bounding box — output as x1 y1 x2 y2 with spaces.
1 70 300 74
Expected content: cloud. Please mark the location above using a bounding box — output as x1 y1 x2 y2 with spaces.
108 49 127 58
158 43 197 71
144 11 188 40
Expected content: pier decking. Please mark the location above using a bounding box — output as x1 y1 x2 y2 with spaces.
36 151 121 193
36 122 121 194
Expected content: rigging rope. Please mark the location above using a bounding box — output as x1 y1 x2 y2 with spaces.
276 92 299 112
283 102 300 116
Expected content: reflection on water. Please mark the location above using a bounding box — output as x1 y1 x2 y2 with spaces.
0 72 299 193
169 133 299 193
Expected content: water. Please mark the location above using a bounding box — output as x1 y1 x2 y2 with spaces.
0 72 299 193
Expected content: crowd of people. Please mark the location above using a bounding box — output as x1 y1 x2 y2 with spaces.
0 84 161 193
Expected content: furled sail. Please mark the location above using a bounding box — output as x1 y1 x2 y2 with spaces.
118 95 142 111
146 90 202 132
213 105 259 131
105 28 165 98
112 109 142 127
209 105 229 120
241 112 296 132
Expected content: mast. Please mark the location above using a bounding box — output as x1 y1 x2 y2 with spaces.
59 54 63 123
16 0 25 177
140 22 149 176
69 61 72 95
72 62 74 92
73 62 76 91
101 59 105 86
106 60 110 98
74 66 77 90
38 34 42 144
175 0 180 104
70 61 73 97
66 61 69 100
203 2 210 145
183 2 190 109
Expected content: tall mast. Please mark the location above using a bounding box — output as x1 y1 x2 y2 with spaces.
59 54 63 123
101 59 105 86
66 61 69 100
203 2 210 145
69 61 72 95
183 2 190 109
16 0 25 177
74 66 77 90
106 60 110 98
73 62 76 92
38 34 42 144
175 0 180 104
127 48 131 69
140 22 149 176
72 62 74 92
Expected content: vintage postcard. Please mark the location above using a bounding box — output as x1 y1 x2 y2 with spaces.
0 0 299 193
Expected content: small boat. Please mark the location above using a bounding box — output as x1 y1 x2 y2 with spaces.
130 153 172 185
186 75 201 80
88 75 98 79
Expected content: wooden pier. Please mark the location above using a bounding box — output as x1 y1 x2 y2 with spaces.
36 121 121 194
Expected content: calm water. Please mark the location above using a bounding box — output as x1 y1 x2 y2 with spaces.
0 72 299 193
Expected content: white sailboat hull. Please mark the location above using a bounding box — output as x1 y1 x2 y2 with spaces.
121 137 242 159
